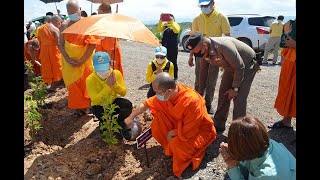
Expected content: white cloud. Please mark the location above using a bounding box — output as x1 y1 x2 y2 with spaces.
24 0 296 23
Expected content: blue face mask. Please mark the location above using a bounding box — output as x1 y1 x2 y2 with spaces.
156 94 167 101
69 12 81 22
201 6 212 15
156 91 168 101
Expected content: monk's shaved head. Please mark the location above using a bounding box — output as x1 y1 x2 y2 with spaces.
153 72 176 91
51 15 61 23
31 40 40 49
66 0 80 14
45 15 52 23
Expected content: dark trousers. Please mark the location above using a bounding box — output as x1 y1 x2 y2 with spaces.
147 83 156 98
166 47 178 79
92 98 133 126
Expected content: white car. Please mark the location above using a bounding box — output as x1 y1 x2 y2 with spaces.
179 14 276 52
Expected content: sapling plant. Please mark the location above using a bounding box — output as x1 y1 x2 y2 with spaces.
29 76 48 107
99 97 123 145
24 95 42 142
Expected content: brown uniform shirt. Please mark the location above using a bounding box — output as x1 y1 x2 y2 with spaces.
199 37 256 92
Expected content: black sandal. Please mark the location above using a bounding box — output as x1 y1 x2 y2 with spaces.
268 121 293 129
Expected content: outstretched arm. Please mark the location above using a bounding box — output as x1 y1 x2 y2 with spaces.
124 103 148 128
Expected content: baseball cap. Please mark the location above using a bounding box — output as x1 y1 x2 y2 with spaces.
186 31 204 50
198 0 211 6
154 46 167 56
93 52 110 71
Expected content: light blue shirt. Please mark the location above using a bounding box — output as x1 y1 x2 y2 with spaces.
227 139 296 180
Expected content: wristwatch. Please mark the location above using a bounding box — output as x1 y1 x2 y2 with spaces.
233 87 239 92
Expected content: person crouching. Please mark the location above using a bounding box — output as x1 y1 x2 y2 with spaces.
86 52 132 140
145 46 174 98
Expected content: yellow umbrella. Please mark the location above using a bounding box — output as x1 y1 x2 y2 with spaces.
62 13 160 47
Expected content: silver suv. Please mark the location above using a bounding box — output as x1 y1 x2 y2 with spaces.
179 14 276 52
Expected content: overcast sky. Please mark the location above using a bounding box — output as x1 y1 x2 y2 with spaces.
24 0 296 24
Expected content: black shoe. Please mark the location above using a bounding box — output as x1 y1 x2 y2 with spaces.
120 122 132 141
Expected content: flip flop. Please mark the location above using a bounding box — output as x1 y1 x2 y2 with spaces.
268 121 293 129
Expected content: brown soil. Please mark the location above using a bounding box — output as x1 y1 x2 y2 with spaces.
24 40 296 180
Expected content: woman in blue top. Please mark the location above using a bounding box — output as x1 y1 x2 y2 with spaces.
219 115 296 180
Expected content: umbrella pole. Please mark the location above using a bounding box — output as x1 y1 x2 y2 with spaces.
113 38 117 70
91 2 93 15
116 4 118 13
55 2 58 12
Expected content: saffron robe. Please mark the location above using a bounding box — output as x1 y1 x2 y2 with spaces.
144 83 216 177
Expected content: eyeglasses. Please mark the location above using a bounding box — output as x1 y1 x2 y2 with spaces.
156 56 166 59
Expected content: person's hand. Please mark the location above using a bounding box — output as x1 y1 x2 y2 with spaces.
219 142 239 169
188 56 194 67
124 116 134 128
106 72 116 87
156 66 163 74
284 36 296 48
224 89 238 100
110 60 115 68
34 60 41 67
167 130 176 141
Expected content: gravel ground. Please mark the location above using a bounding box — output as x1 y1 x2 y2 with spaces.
120 40 296 179
24 40 296 180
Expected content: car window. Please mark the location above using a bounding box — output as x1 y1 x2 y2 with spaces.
248 17 265 26
263 16 276 27
248 16 276 27
228 17 243 26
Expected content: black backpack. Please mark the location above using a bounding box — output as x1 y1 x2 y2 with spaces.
151 60 171 72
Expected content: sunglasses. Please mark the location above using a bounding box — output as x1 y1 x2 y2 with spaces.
156 56 166 59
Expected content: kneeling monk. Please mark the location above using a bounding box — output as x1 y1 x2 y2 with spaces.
124 72 217 177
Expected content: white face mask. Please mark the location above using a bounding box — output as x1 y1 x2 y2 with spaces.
201 6 212 14
96 70 110 79
156 58 165 64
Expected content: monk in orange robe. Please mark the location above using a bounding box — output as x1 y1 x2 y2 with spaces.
96 2 123 76
124 72 217 177
24 39 41 75
269 19 296 129
59 0 100 117
37 15 62 88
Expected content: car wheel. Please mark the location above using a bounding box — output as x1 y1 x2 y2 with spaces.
182 35 190 52
238 38 252 48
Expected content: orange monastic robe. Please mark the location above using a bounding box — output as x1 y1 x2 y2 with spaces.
62 33 100 109
144 83 216 177
96 37 123 76
24 39 41 74
37 25 62 83
274 47 296 118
